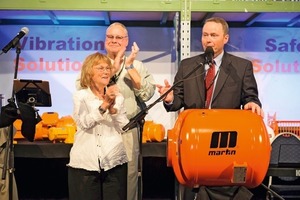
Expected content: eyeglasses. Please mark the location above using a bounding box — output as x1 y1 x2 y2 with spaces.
94 67 112 72
106 35 128 41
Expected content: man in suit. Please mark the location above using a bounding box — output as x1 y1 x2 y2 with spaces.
157 17 264 199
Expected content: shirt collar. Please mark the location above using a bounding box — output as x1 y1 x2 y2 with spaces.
214 51 224 68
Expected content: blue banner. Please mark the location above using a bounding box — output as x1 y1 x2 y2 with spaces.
0 25 299 131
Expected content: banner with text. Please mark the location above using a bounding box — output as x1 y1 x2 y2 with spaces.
0 25 299 131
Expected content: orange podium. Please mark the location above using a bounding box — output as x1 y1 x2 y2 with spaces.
167 109 271 188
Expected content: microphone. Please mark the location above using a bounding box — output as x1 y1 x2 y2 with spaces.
1 27 29 53
205 46 214 66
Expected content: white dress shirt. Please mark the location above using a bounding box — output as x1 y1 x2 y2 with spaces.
68 88 130 171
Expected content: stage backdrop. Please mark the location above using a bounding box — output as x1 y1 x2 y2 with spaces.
0 25 300 133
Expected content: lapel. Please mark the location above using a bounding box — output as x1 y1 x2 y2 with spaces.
212 53 231 102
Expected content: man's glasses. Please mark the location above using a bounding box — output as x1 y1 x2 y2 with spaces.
106 35 128 41
94 67 112 72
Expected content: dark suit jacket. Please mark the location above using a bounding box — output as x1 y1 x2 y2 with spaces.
166 51 261 111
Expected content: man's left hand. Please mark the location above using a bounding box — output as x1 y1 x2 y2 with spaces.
244 102 264 118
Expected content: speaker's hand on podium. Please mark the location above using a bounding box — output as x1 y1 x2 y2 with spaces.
244 102 264 118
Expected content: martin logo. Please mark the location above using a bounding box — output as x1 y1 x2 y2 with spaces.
208 131 237 156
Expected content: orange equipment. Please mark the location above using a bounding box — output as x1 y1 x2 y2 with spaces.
13 112 77 142
271 120 300 138
14 112 59 141
35 112 59 139
13 119 44 140
13 119 25 140
142 120 165 143
48 115 76 143
167 109 271 189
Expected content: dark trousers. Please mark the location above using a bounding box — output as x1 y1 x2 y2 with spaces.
183 185 253 200
68 163 127 200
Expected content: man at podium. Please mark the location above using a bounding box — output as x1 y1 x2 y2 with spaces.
157 17 264 200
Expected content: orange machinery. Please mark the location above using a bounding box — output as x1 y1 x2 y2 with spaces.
167 109 271 189
14 112 59 141
270 120 300 138
14 112 76 143
48 115 76 143
142 120 165 143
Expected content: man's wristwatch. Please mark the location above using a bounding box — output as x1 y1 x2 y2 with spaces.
125 64 134 70
98 106 106 114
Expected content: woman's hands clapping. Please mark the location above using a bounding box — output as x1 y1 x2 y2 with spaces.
103 85 119 114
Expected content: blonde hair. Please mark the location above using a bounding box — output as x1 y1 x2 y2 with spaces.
80 52 112 88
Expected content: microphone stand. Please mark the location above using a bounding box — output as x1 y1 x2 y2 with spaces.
122 61 204 200
123 80 182 132
123 61 205 132
1 42 22 200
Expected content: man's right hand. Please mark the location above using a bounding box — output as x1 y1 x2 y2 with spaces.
125 42 139 67
156 79 174 103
